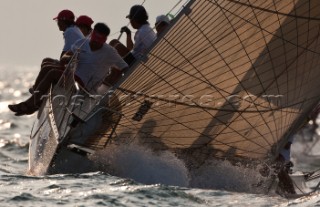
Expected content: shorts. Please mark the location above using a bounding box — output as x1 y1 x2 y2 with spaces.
123 52 136 67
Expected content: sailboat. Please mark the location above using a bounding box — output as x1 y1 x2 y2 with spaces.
29 0 320 194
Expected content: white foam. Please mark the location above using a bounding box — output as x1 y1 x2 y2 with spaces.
90 143 270 193
91 144 190 187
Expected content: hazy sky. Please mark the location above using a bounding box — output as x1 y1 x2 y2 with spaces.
0 0 187 69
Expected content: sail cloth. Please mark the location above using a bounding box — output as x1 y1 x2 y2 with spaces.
106 0 320 161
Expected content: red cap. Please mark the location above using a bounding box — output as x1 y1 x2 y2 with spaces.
76 15 94 27
53 10 75 21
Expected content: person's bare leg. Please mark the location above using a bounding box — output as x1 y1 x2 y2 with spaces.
9 69 64 116
34 69 64 104
41 58 59 67
32 63 64 92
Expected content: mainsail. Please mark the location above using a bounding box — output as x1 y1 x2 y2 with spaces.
98 0 320 161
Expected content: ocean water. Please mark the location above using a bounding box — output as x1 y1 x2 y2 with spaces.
1 66 320 207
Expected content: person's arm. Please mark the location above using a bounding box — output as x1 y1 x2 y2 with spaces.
60 51 67 59
121 26 134 51
103 67 128 86
60 51 74 65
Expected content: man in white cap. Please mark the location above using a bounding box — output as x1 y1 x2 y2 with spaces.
155 14 170 36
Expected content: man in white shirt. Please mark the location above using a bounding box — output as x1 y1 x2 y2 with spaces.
30 10 84 94
8 23 128 116
68 25 128 92
109 5 156 66
51 9 84 59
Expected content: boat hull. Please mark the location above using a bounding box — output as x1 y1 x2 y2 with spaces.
28 0 320 177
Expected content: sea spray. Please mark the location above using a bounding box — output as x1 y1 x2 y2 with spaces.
91 143 271 193
91 143 190 187
189 159 269 194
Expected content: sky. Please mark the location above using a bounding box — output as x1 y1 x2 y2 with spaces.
0 0 187 69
